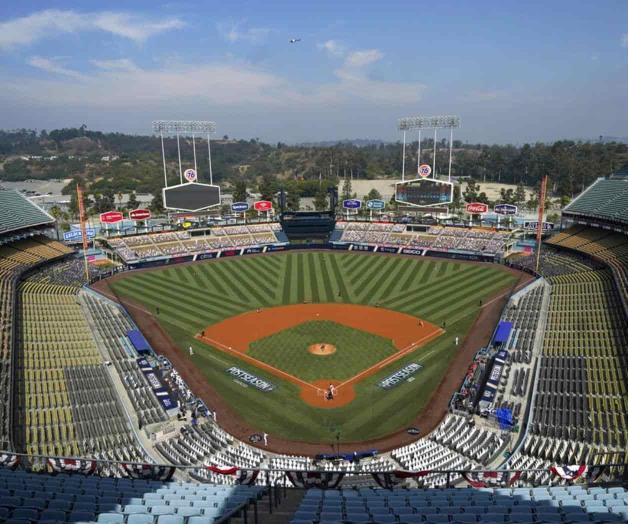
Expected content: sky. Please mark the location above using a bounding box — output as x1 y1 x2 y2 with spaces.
0 1 627 144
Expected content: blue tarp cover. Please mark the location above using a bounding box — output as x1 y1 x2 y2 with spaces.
494 321 513 344
127 329 151 354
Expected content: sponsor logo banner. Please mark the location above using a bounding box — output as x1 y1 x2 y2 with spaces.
232 201 249 212
494 203 518 216
226 366 275 392
136 358 175 410
129 208 151 220
378 363 422 389
63 228 96 241
465 202 489 214
524 221 554 231
366 199 385 209
254 200 273 212
343 198 362 209
100 211 124 223
418 164 432 177
401 248 423 256
377 245 398 253
183 168 197 182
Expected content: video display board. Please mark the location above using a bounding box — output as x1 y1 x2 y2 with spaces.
162 183 220 211
395 178 453 207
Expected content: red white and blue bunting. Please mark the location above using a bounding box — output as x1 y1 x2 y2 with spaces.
204 465 260 485
550 465 587 481
461 470 522 488
371 470 430 489
47 458 97 475
122 463 176 481
0 453 19 470
286 471 345 489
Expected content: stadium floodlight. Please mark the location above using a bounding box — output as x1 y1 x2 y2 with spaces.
397 115 461 182
152 120 217 186
397 115 460 131
152 120 216 134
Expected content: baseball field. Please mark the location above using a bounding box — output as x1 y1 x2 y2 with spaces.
108 251 518 443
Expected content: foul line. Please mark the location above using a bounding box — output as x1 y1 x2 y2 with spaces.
198 326 444 397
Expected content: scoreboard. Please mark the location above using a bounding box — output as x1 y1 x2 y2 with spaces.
395 178 453 207
162 182 221 212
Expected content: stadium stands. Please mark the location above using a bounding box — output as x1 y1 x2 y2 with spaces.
107 224 282 263
290 485 628 524
80 291 169 428
15 280 148 467
0 236 74 450
337 223 512 255
0 466 265 524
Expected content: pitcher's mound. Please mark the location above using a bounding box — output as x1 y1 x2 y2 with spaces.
308 343 336 356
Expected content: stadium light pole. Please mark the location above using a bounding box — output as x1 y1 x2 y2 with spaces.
416 129 422 173
152 120 217 185
448 128 454 182
160 131 167 187
397 115 460 180
433 128 438 178
176 133 183 183
401 130 407 181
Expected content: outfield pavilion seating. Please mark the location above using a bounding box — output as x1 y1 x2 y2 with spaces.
338 223 511 255
290 485 628 524
15 280 148 468
80 291 168 428
0 466 266 524
107 224 281 263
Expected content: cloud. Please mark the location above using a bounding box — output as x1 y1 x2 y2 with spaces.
27 56 86 80
317 40 345 57
622 34 628 47
344 49 383 68
217 22 270 44
90 58 139 72
0 9 183 50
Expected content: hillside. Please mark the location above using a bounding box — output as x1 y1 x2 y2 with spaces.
1 128 627 205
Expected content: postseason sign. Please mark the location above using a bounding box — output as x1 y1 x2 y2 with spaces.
227 366 275 392
378 363 423 390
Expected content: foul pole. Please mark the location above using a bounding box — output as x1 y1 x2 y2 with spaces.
76 184 90 282
535 176 548 274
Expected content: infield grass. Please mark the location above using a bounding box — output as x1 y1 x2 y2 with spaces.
248 320 396 382
110 251 518 442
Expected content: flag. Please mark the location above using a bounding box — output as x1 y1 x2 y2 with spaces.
286 471 345 489
461 470 522 488
371 470 430 489
122 463 176 481
550 465 587 481
47 458 96 475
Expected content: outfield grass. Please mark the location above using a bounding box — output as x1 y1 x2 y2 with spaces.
248 320 396 382
110 252 517 442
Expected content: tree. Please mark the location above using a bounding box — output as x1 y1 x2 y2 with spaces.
258 174 277 202
149 188 164 214
476 192 490 204
314 190 328 211
341 176 352 201
514 183 527 207
127 191 139 210
366 188 382 201
462 179 480 202
232 180 247 203
499 188 515 204
451 185 463 213
286 191 300 211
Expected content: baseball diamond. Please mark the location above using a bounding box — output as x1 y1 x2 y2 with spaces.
107 251 520 443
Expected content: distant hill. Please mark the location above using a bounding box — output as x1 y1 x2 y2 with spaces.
1 128 627 204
